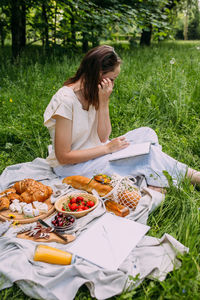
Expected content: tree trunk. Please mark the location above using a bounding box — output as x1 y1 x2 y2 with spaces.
20 0 26 48
0 23 5 47
70 15 76 46
11 0 22 59
54 1 57 45
91 30 99 48
184 9 189 40
140 25 152 46
82 32 88 52
42 3 49 49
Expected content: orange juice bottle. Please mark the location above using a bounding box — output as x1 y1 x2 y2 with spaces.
34 245 75 265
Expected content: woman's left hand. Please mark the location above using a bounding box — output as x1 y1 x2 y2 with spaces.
98 78 113 104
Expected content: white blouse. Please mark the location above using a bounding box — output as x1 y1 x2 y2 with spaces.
44 86 101 167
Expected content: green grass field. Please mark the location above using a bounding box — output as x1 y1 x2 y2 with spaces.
0 41 200 299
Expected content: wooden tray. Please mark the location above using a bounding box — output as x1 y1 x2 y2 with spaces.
17 231 75 244
0 198 55 224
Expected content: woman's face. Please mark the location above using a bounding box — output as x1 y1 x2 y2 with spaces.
101 64 121 86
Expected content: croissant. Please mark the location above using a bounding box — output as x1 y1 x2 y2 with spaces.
63 175 112 197
0 196 10 211
13 179 53 203
20 191 34 204
14 179 39 194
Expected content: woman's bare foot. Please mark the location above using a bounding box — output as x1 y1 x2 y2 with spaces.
147 185 167 194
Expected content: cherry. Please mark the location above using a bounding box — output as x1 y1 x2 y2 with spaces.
58 212 63 217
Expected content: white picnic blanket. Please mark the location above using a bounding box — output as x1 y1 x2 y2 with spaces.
0 158 188 300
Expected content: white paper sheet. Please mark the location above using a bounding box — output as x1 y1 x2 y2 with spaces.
69 213 150 270
109 142 151 161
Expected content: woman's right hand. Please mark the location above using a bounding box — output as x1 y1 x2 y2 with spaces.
98 78 113 105
105 136 130 154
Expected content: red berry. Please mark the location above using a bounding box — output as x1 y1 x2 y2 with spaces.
70 197 76 204
70 203 78 211
76 196 84 202
87 201 95 208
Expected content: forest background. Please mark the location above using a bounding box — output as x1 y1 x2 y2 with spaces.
0 0 200 300
0 0 200 59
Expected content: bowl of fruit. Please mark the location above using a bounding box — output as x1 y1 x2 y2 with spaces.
51 212 76 232
55 193 99 218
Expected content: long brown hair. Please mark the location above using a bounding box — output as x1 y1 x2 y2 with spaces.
64 45 121 109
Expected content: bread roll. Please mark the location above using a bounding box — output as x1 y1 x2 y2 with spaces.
63 175 112 197
118 190 141 209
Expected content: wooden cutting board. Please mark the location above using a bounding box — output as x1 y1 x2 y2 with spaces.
17 231 75 244
0 198 55 224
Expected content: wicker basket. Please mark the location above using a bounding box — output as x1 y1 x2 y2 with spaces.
55 193 99 218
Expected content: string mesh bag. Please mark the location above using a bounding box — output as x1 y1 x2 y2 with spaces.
103 174 142 210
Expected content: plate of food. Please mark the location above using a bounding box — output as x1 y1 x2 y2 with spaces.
55 193 99 218
0 179 54 224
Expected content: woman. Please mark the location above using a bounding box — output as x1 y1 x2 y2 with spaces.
44 45 200 189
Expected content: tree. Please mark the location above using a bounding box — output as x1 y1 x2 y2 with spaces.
10 0 26 59
187 0 200 39
0 3 10 47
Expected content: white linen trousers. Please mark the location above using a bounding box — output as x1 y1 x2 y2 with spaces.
53 127 187 187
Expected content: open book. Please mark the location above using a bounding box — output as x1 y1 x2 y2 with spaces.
68 213 150 270
109 142 151 162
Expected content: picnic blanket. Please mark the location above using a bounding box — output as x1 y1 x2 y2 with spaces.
0 158 189 300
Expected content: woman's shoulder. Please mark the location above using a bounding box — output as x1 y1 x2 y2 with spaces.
44 86 75 123
54 86 75 103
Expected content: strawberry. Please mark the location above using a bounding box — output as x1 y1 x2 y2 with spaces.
87 200 95 208
70 197 76 204
70 203 78 211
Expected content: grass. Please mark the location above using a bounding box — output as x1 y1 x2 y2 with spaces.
0 41 200 299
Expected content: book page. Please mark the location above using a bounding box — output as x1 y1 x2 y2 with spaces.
109 142 151 162
68 213 150 270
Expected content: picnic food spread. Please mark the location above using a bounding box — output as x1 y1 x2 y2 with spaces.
63 174 141 215
0 179 54 223
62 175 112 197
0 179 52 209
